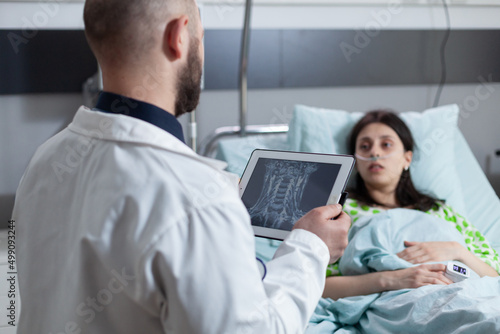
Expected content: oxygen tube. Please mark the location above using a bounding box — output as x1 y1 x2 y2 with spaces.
354 151 401 162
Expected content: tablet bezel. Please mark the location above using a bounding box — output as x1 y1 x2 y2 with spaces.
239 149 355 240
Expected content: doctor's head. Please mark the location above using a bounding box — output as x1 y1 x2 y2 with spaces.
348 110 436 211
84 0 204 117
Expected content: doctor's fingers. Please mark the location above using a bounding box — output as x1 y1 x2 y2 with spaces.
293 204 348 231
323 212 351 264
294 204 350 231
308 204 344 220
294 207 350 264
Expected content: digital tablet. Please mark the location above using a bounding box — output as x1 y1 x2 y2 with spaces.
239 149 355 240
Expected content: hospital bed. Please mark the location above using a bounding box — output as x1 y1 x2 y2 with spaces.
209 102 500 254
196 0 500 260
198 0 500 256
200 2 500 329
207 102 500 332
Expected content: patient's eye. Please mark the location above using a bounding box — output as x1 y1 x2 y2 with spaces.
359 143 370 151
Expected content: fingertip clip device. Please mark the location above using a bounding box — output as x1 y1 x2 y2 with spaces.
444 261 470 283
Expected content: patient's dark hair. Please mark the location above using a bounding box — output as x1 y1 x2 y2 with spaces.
347 110 439 212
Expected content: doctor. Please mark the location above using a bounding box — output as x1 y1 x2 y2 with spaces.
12 0 350 333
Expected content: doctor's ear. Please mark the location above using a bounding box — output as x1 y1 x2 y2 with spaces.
164 15 190 61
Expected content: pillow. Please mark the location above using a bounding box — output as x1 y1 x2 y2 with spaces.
454 130 500 252
288 104 467 216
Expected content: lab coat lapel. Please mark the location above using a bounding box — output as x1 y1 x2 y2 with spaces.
68 106 229 171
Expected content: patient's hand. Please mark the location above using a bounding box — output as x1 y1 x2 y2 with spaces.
399 241 500 278
293 204 350 264
387 264 453 290
397 241 463 264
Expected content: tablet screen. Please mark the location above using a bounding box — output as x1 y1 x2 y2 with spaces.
241 158 341 231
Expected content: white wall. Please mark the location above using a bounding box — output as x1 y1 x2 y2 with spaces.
0 94 84 225
3 1 500 30
201 2 500 30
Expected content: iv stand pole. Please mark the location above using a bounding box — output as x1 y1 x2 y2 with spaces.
239 0 253 137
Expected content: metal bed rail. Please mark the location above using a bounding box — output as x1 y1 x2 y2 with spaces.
199 124 289 158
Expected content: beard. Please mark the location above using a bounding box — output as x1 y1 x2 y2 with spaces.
174 37 203 118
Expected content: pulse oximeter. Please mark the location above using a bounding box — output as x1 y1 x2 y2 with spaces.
444 261 470 282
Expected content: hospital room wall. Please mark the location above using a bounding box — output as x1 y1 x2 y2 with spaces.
1 83 500 229
192 84 500 188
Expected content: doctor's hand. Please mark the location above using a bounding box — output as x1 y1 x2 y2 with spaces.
293 204 350 264
397 241 464 264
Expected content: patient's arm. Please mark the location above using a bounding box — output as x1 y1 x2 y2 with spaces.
459 246 500 277
323 264 451 300
398 241 499 277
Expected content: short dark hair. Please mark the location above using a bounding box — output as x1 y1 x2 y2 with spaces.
347 110 439 212
83 0 198 62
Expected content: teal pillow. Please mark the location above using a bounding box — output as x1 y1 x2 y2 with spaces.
288 104 466 216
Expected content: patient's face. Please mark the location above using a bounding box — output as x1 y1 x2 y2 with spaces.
355 123 412 191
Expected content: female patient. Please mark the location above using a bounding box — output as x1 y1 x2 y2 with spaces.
323 110 499 300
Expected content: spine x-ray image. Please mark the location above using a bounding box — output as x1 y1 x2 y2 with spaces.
242 158 341 231
248 160 318 230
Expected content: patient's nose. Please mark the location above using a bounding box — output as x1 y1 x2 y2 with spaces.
369 146 381 158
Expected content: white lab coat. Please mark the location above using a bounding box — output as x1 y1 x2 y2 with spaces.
12 106 329 334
